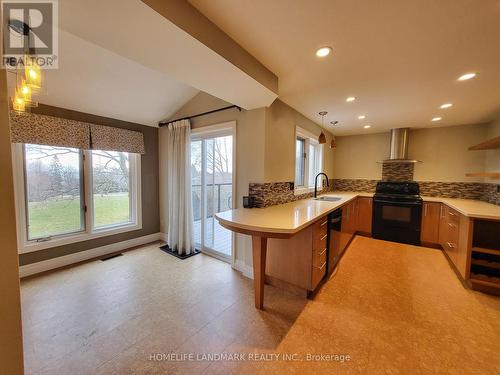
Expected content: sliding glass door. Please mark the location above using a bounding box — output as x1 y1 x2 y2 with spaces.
191 125 234 260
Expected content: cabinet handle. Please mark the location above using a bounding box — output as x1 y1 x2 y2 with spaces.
320 234 327 241
317 261 326 270
424 204 428 217
440 205 443 218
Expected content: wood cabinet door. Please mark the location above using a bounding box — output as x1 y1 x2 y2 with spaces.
421 202 441 243
357 197 373 234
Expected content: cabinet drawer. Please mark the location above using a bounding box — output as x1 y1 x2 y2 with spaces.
447 208 460 224
313 217 328 239
313 246 327 267
311 259 327 289
446 221 459 247
314 230 328 250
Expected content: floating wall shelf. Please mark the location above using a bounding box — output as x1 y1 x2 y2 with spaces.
468 136 500 150
465 172 500 178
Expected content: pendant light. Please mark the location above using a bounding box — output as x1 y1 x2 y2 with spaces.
329 121 338 149
318 111 327 144
10 54 43 113
330 136 336 149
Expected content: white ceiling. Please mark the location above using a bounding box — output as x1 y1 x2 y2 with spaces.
57 0 277 111
9 30 199 126
189 0 500 135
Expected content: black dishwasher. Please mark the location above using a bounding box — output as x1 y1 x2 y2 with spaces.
327 208 342 275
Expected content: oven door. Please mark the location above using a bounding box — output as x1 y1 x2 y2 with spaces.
372 199 422 245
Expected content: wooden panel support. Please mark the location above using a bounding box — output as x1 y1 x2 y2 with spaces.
252 235 267 309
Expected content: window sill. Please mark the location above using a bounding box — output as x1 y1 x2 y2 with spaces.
294 187 322 196
18 222 142 254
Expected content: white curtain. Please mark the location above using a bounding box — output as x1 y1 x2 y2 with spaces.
165 119 194 255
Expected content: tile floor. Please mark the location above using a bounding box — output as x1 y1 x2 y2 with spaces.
21 236 500 374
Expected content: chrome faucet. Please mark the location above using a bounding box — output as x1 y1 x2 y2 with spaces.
314 173 330 198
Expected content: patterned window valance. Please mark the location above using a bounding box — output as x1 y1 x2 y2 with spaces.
9 111 91 150
90 124 145 154
9 111 145 154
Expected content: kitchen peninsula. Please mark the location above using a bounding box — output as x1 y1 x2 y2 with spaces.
216 192 500 309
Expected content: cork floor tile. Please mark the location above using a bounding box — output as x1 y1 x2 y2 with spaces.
21 238 500 374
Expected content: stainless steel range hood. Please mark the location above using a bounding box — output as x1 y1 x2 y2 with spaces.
381 128 421 163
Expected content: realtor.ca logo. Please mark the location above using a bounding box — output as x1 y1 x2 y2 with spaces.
1 0 58 68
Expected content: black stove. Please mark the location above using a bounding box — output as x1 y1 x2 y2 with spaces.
372 181 423 245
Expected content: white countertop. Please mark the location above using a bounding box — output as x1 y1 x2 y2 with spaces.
216 191 500 235
215 192 370 235
421 196 500 220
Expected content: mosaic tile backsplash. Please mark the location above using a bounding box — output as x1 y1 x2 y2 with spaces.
248 180 333 208
247 179 499 208
333 179 500 205
382 162 415 181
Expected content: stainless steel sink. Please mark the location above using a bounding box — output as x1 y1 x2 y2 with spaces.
314 196 342 202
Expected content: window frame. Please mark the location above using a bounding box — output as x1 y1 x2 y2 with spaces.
88 150 137 232
11 144 142 254
23 144 86 241
294 126 324 195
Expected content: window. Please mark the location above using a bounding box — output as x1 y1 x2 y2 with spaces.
294 127 323 192
91 151 132 229
295 137 305 187
24 144 84 240
13 143 141 252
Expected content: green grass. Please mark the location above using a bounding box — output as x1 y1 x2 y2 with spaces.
28 194 130 239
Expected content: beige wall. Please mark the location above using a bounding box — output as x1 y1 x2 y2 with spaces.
0 71 24 373
333 123 491 182
410 124 489 182
265 99 335 182
485 117 500 174
333 132 391 180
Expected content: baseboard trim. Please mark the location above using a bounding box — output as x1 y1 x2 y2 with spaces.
160 232 168 242
234 259 253 279
19 232 162 278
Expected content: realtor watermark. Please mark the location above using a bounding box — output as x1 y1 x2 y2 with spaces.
149 352 352 363
1 0 58 68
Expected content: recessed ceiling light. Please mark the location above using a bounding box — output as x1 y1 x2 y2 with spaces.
431 117 442 122
440 103 453 109
457 72 477 81
316 47 332 57
346 96 356 102
363 125 371 129
358 115 366 120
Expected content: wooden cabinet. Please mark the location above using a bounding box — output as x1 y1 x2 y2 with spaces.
438 204 449 249
266 215 328 293
356 197 372 234
421 202 441 244
439 205 459 264
437 204 471 279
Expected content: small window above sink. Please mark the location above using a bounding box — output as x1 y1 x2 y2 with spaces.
314 196 342 202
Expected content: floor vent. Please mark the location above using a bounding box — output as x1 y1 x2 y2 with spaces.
101 253 123 261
